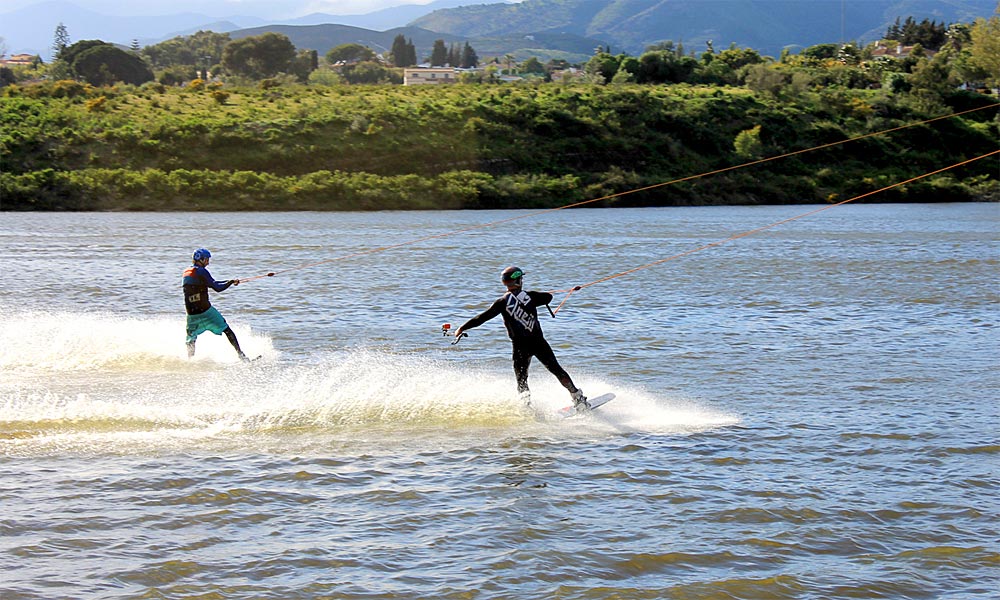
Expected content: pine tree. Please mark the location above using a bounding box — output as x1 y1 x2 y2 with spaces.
52 23 70 60
886 17 902 40
901 16 918 44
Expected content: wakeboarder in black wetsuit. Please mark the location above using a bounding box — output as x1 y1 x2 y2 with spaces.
454 266 588 409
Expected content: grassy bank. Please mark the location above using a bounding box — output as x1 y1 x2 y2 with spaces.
2 81 997 210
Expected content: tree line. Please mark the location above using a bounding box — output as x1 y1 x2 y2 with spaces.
2 15 996 93
1 25 483 88
885 16 949 49
578 17 999 99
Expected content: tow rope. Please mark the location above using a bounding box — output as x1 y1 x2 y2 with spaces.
237 103 999 283
547 149 1000 315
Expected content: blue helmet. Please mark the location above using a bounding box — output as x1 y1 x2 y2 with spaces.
193 248 211 262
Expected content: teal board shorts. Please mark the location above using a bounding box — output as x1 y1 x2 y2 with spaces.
185 307 230 343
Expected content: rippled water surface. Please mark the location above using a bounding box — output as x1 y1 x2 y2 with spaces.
1 204 997 599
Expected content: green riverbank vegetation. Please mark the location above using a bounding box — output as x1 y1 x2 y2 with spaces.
2 19 998 211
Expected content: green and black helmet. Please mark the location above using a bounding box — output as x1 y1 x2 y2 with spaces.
501 266 524 283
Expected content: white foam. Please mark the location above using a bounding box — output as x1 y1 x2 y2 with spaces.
0 309 273 370
0 310 738 452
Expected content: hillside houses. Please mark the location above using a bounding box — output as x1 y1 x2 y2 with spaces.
869 42 937 60
0 53 39 66
403 66 543 85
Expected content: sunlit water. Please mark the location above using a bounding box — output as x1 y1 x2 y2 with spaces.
1 204 997 599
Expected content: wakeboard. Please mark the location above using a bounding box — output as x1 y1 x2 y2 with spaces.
558 393 616 418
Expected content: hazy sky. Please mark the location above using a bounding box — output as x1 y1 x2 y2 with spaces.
0 0 443 17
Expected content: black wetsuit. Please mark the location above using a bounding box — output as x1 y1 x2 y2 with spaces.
459 289 576 394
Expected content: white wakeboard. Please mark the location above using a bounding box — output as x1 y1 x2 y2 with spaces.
558 393 615 418
231 355 263 364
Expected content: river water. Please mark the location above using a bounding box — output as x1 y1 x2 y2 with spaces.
1 204 997 599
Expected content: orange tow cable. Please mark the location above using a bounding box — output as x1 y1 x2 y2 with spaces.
548 149 1000 315
238 103 999 283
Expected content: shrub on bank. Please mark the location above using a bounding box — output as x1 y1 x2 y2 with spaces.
2 166 995 212
1 168 506 211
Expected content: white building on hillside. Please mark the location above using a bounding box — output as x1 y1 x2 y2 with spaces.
404 67 459 85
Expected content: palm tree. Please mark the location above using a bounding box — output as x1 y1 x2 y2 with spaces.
503 54 515 75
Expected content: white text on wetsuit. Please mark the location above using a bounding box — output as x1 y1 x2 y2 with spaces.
505 292 536 333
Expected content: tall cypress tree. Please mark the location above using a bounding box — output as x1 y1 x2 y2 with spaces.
406 39 417 67
461 42 478 68
430 39 448 67
390 34 408 67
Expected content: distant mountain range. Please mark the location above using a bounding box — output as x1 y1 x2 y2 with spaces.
2 0 996 63
227 24 604 62
228 24 464 58
411 0 1000 57
0 0 484 59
